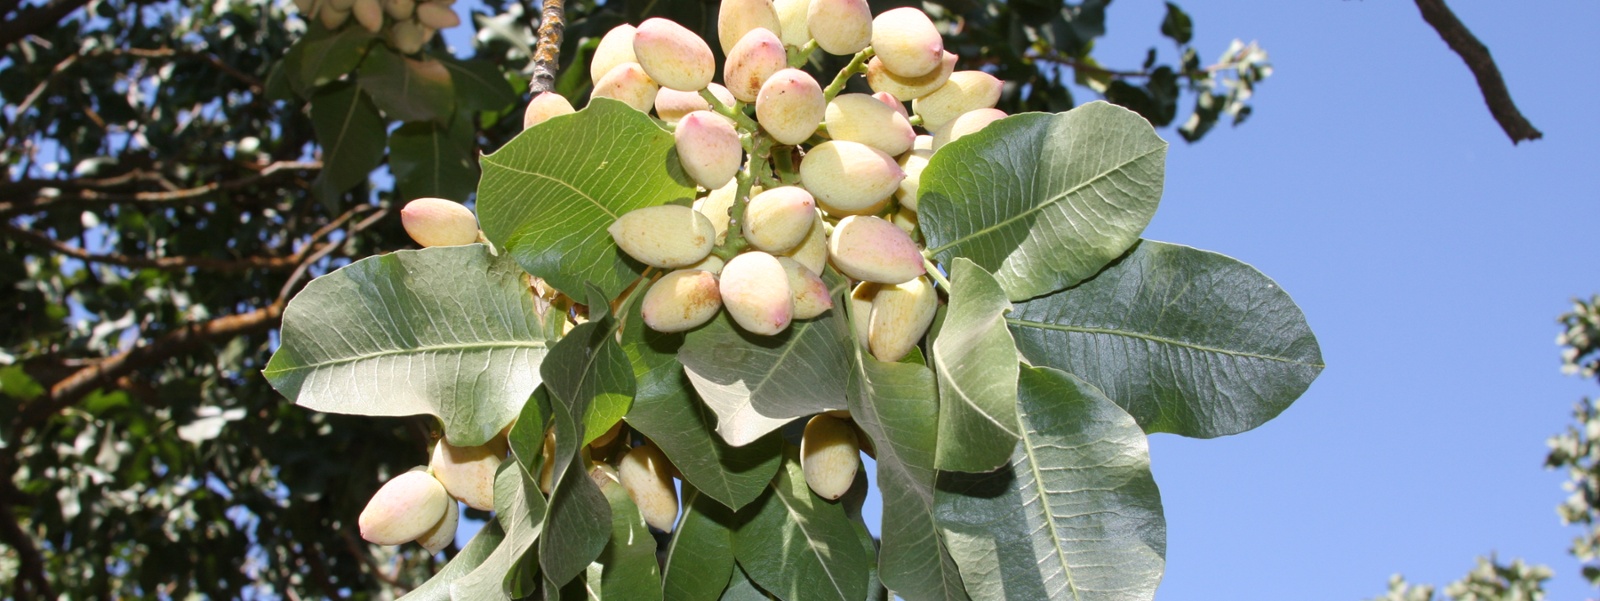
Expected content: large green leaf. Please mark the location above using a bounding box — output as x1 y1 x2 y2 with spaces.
935 367 1165 601
1008 240 1324 437
720 566 777 601
390 112 478 202
919 101 1167 301
358 46 456 123
287 25 375 92
733 447 871 601
399 519 507 601
437 54 519 113
452 460 548 600
662 485 738 601
477 98 695 298
679 311 851 447
622 302 781 510
591 475 665 601
931 259 1021 473
842 338 969 601
307 81 387 203
263 245 552 447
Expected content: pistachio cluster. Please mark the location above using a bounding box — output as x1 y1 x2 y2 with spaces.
357 435 506 551
291 0 461 54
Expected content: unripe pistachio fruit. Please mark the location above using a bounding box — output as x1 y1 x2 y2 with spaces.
641 269 723 333
777 257 833 319
416 496 459 553
782 216 828 276
590 24 638 85
932 107 1008 150
913 70 1004 132
675 110 743 190
799 140 904 216
772 0 811 47
868 275 937 362
695 181 740 244
717 0 783 55
873 91 910 118
807 0 872 55
655 84 734 123
401 198 479 247
719 251 793 335
871 8 944 78
590 421 624 449
618 443 679 532
415 2 459 29
321 6 352 29
756 68 825 145
390 20 425 54
383 0 414 20
742 186 817 253
634 18 716 92
686 254 726 275
891 208 918 235
825 93 916 156
848 282 877 348
896 143 932 212
359 470 450 545
330 0 357 11
592 62 660 113
429 436 506 511
608 205 716 268
523 91 576 130
353 0 384 32
866 52 956 101
828 215 925 284
724 28 788 103
801 414 860 500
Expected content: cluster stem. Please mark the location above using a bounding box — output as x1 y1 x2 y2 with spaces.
922 256 952 290
823 48 875 101
700 88 759 132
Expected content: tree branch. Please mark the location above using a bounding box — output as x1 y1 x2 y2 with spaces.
0 0 90 49
0 160 321 215
1412 0 1542 144
528 0 564 94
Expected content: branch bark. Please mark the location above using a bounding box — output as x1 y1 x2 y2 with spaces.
0 160 321 215
528 0 564 94
1412 0 1543 144
0 0 90 49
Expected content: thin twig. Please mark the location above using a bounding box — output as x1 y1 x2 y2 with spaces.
0 160 322 215
1412 0 1542 144
0 0 91 49
528 0 564 94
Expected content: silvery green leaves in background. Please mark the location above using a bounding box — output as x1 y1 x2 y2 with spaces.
1009 240 1324 438
390 112 478 202
477 98 696 298
678 311 851 447
263 245 551 447
357 47 455 123
919 101 1167 301
931 259 1021 473
935 366 1166 601
307 80 386 204
734 447 872 601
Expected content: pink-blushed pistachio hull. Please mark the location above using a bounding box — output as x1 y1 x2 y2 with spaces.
932 107 1008 150
401 197 479 247
782 216 827 275
756 68 825 145
618 442 679 532
896 143 932 211
828 215 925 284
592 62 660 113
777 257 833 319
772 0 811 47
825 93 916 156
891 208 918 235
415 2 459 29
742 186 817 253
913 70 1003 132
868 275 937 362
523 91 576 130
807 0 871 55
330 0 356 11
321 6 351 29
590 24 639 84
675 110 743 190
717 0 782 54
724 28 788 103
695 181 738 244
354 0 384 32
390 19 425 53
686 254 726 275
359 470 450 545
871 8 944 78
655 83 734 123
609 205 716 268
641 269 723 333
634 17 716 92
383 0 414 20
873 91 910 118
719 251 793 335
429 436 506 511
800 140 904 216
866 51 955 101
848 282 877 348
416 496 459 553
801 414 860 500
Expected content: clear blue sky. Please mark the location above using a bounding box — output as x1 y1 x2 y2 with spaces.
443 1 1600 598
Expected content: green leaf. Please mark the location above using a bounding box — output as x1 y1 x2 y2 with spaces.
358 47 457 123
842 333 969 601
308 81 387 204
399 518 507 601
1008 240 1324 437
733 447 871 601
389 113 478 202
720 566 777 601
437 55 519 113
263 245 553 446
591 476 665 601
478 98 696 298
1160 2 1194 45
453 460 548 600
679 310 851 447
662 485 737 601
919 101 1168 301
291 25 376 91
935 367 1165 601
931 259 1021 473
622 302 782 510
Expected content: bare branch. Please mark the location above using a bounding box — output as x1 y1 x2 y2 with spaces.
1412 0 1542 144
3 224 298 272
528 0 565 94
0 160 322 215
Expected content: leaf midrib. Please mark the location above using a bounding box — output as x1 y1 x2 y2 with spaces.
264 339 548 376
1018 415 1081 601
776 483 852 601
1005 318 1325 368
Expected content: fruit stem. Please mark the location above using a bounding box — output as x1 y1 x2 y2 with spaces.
908 114 923 127
700 88 759 132
712 135 773 259
787 39 819 68
921 256 952 291
771 146 801 185
823 47 875 101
